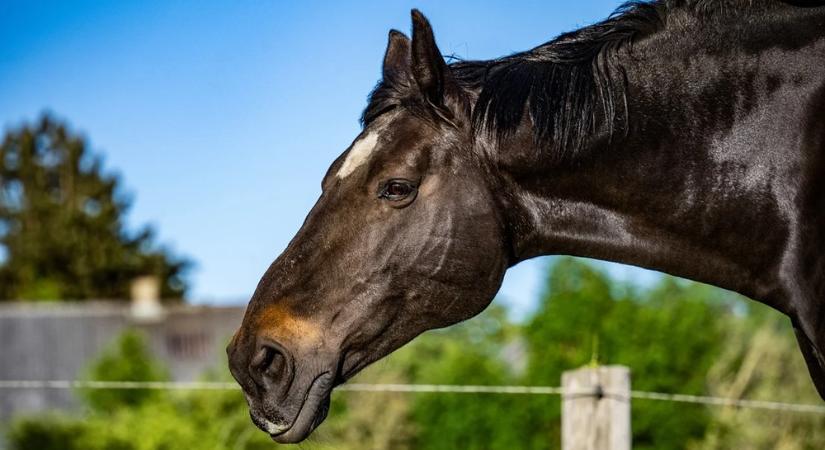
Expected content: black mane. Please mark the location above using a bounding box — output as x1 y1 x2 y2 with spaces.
363 0 786 159
457 1 662 160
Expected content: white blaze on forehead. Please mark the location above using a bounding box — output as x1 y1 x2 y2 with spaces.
336 112 398 179
336 132 380 179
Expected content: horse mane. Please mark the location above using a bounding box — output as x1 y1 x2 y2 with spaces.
456 1 664 160
363 0 786 160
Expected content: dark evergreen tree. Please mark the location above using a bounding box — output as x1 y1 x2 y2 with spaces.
0 114 188 300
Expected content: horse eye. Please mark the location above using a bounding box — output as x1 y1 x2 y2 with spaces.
379 180 416 201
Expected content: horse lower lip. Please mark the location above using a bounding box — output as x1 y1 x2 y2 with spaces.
263 419 289 436
269 401 328 442
267 372 333 442
264 415 294 440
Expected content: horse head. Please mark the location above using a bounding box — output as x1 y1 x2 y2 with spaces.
226 11 508 443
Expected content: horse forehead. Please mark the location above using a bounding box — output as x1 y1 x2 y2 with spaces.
337 132 380 179
336 113 404 179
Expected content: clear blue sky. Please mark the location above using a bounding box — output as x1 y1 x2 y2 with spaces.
0 0 660 318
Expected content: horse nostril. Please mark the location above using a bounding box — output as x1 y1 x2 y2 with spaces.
250 340 293 392
253 346 285 377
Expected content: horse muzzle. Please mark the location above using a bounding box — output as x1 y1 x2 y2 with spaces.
227 337 336 443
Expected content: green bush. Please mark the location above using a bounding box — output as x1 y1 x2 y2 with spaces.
8 257 825 449
7 415 89 450
7 329 277 450
80 329 168 412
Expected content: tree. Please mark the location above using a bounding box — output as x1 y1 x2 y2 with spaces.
79 330 168 411
694 305 825 450
399 305 540 450
7 330 277 450
0 114 188 300
524 258 733 450
8 258 825 449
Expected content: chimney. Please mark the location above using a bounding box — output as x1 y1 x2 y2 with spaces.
130 276 164 321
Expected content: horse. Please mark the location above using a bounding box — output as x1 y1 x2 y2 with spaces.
227 1 825 443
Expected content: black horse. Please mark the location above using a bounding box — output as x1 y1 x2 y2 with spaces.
228 1 825 443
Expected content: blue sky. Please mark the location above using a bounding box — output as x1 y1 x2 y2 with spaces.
0 0 661 318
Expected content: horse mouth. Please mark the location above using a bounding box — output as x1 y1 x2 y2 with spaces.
257 371 333 444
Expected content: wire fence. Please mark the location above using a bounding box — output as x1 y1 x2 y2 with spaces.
2 380 824 414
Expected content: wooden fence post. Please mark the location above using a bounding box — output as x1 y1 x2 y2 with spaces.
562 365 631 450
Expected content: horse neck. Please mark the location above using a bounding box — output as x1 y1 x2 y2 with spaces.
486 21 825 313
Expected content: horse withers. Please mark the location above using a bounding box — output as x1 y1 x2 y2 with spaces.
228 1 825 443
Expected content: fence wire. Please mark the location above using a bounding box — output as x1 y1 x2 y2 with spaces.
2 380 824 414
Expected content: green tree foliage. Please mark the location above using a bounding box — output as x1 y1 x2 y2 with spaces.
79 330 168 411
6 416 89 450
0 114 188 300
695 305 825 450
398 306 543 450
7 258 825 449
524 259 737 449
7 330 278 450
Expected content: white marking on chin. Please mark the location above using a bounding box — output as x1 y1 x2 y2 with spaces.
264 419 289 435
336 132 379 179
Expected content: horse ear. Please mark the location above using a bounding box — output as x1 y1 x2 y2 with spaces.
410 9 451 107
383 30 411 83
